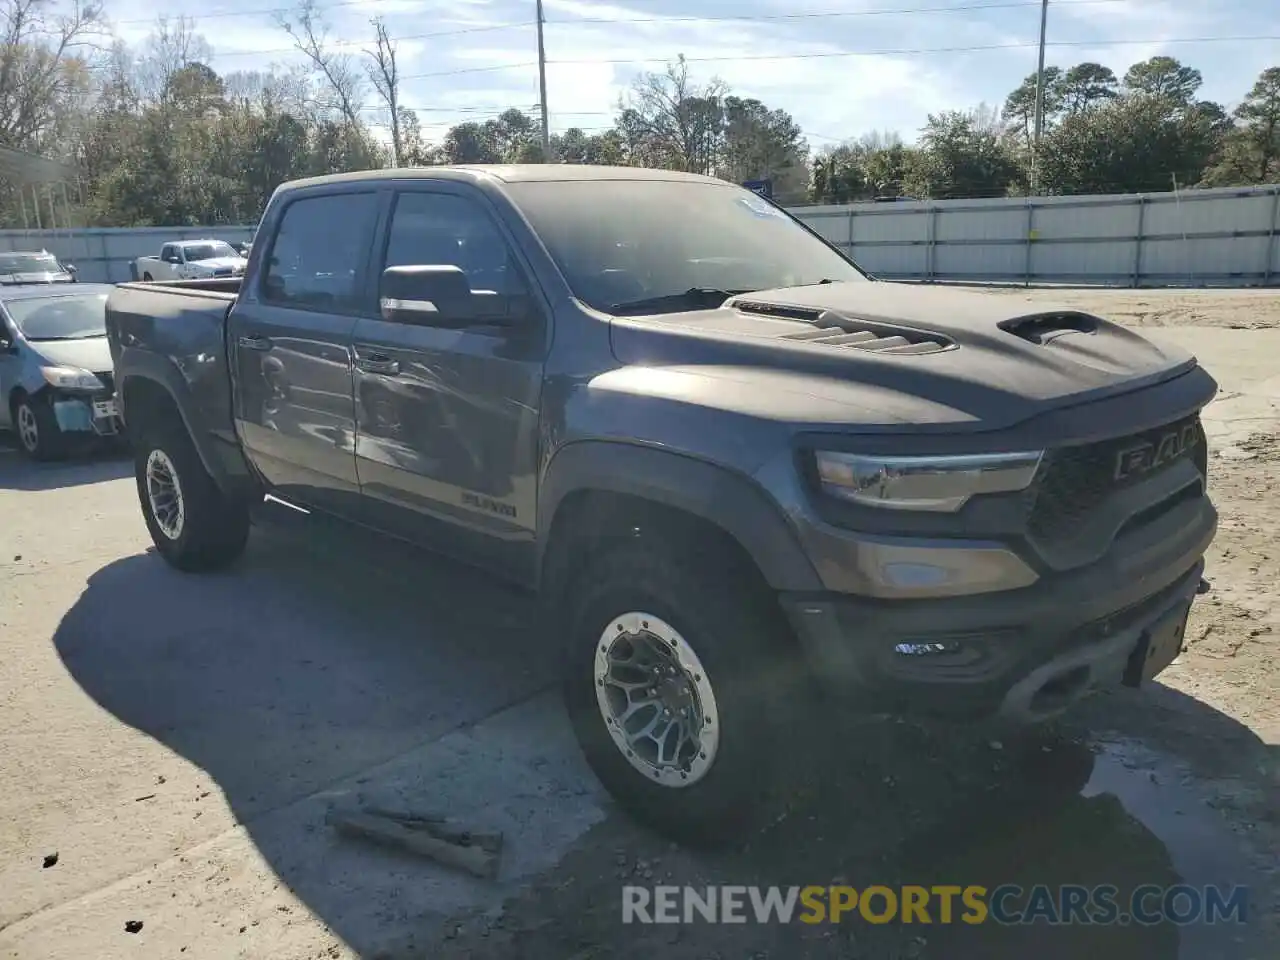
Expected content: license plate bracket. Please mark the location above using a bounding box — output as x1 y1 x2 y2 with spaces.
1123 603 1190 687
92 398 117 419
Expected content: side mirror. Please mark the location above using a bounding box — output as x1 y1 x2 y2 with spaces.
381 264 490 327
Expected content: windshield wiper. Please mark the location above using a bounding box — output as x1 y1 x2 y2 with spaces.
608 287 752 316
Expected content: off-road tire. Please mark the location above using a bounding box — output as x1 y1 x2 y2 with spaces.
134 414 250 572
12 393 67 462
561 534 806 847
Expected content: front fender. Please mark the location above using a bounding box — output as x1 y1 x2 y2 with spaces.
537 440 823 592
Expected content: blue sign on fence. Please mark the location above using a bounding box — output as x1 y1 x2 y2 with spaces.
742 179 774 199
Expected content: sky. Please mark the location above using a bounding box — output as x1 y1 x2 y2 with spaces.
105 0 1280 151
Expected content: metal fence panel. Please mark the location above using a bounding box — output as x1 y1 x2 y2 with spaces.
793 184 1280 287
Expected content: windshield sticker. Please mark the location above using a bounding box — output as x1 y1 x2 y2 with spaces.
737 195 785 219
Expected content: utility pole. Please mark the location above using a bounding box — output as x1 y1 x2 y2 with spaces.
535 0 551 161
1030 0 1049 193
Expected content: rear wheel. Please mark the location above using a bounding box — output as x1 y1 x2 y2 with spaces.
561 531 805 846
12 393 66 461
134 414 250 571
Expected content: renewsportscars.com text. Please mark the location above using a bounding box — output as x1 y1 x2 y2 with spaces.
622 884 1249 926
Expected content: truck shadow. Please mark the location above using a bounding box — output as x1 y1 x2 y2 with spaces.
52 520 1272 959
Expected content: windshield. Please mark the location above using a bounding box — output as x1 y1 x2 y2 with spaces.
504 179 867 313
183 242 237 262
6 293 108 340
0 252 62 274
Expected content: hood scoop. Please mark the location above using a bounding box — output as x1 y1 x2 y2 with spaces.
1000 311 1098 344
731 298 953 356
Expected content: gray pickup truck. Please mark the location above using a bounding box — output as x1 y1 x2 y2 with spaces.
105 165 1217 842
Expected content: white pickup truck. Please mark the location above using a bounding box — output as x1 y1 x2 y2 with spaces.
134 240 247 282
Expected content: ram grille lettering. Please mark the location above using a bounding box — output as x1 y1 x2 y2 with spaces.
1113 424 1199 481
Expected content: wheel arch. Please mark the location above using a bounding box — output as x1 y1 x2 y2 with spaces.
118 364 232 496
537 441 822 602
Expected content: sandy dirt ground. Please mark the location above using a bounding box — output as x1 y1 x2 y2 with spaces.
1 288 1277 960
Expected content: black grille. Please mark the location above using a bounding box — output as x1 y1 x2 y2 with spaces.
1025 414 1206 544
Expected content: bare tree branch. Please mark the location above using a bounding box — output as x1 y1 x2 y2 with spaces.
0 0 105 150
275 0 364 128
364 16 400 165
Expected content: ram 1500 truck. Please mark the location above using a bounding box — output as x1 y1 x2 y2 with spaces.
134 240 247 282
104 165 1218 843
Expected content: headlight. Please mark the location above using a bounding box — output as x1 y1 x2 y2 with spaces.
813 449 1043 512
41 366 104 390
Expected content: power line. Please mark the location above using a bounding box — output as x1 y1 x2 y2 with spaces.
364 33 1279 83
114 0 1117 30
398 61 540 81
544 35 1280 67
544 0 1125 27
111 0 506 26
202 0 1113 61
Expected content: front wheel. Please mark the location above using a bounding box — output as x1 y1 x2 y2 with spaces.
12 394 66 461
142 272 153 282
561 536 804 846
134 415 250 571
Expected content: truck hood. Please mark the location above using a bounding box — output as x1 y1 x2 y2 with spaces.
27 336 113 374
189 256 244 270
605 280 1198 433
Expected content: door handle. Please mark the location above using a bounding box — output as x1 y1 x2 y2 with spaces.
238 334 272 351
356 356 400 375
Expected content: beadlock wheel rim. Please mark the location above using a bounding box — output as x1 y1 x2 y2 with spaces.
145 448 185 540
17 404 38 452
594 612 721 788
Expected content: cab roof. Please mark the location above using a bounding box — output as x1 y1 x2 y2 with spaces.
278 164 727 192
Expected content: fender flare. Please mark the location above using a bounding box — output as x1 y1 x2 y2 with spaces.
117 349 238 496
537 440 822 592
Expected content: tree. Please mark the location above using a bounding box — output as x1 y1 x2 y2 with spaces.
134 15 209 105
0 0 101 153
717 96 809 201
1204 67 1280 185
440 109 539 164
364 17 401 166
1123 56 1202 104
810 132 914 204
552 126 624 165
1060 62 1118 113
275 0 365 129
618 55 727 173
1003 66 1064 151
907 110 1018 199
1038 90 1227 194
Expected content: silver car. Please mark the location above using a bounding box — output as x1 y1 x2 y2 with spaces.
0 250 78 285
0 283 122 460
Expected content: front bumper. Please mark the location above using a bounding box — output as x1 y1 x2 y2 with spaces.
50 390 123 438
780 495 1216 723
